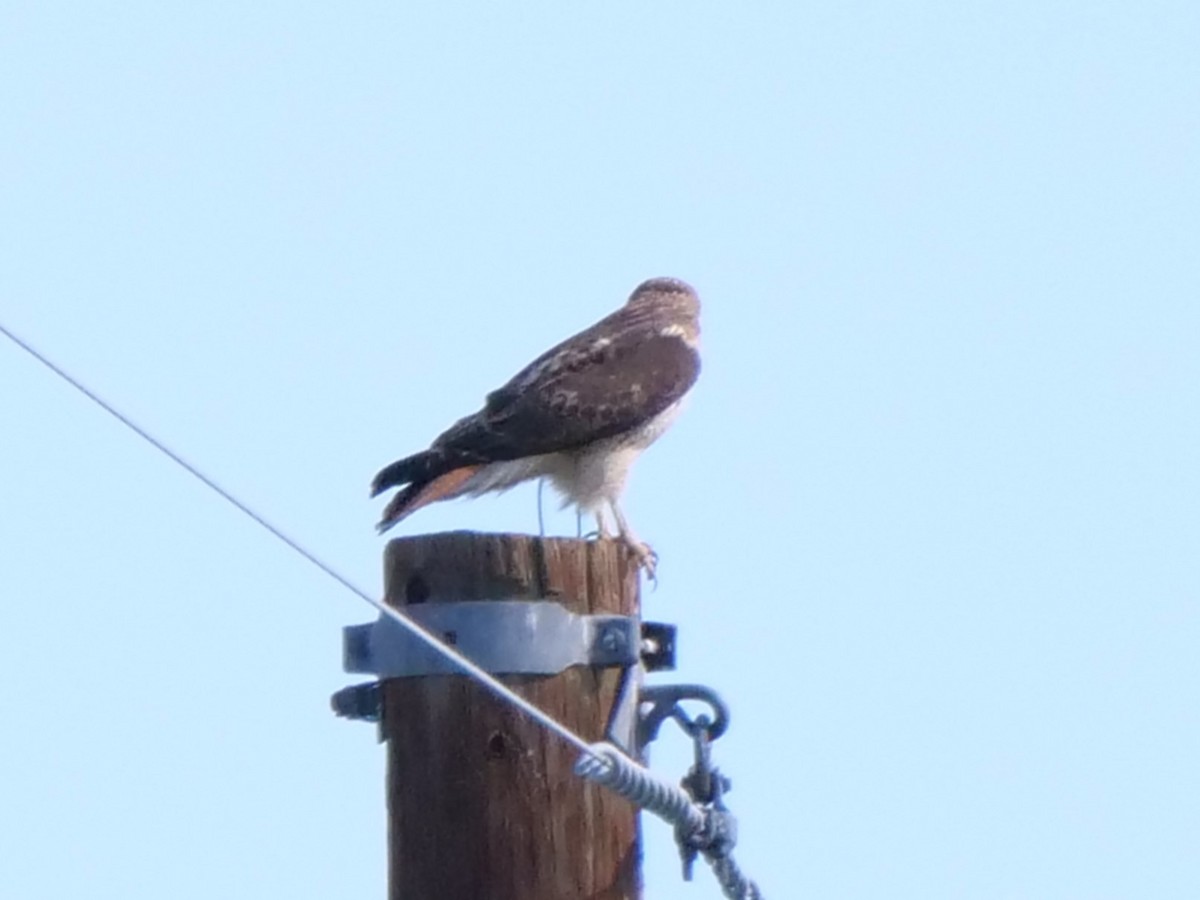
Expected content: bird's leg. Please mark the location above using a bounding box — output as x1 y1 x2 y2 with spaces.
579 508 610 541
537 479 547 539
595 509 613 539
609 500 658 580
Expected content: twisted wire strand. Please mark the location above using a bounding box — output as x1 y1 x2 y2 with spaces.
709 856 764 900
577 743 764 900
576 743 705 831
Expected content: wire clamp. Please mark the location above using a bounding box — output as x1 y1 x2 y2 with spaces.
676 713 738 881
334 601 677 726
620 684 763 898
344 600 644 677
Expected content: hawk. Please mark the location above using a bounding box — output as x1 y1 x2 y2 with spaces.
370 277 701 576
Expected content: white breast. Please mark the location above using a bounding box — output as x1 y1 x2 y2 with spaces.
549 400 685 512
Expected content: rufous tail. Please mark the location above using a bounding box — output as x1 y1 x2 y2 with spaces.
371 450 481 533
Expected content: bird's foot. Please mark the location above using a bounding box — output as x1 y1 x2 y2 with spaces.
624 537 659 583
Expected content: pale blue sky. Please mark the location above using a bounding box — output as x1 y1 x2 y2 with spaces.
2 3 1197 898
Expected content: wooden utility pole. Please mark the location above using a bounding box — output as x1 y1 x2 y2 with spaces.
380 530 642 900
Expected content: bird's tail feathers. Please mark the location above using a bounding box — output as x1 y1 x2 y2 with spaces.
375 465 482 533
370 449 455 498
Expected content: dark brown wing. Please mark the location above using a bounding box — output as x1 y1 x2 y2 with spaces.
432 331 699 461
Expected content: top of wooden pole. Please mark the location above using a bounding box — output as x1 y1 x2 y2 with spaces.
383 530 641 614
380 530 643 900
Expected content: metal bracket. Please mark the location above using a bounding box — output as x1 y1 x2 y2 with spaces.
604 665 644 757
640 621 677 672
334 601 680 736
343 600 640 678
637 683 731 752
331 681 381 723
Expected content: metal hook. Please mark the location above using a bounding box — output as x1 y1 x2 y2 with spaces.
637 683 731 751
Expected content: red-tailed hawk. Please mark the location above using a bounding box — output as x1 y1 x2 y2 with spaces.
370 277 701 576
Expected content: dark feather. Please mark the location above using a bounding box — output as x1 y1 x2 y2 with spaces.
434 332 698 461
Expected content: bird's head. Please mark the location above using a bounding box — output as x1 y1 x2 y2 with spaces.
626 277 701 321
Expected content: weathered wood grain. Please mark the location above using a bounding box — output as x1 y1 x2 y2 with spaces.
381 531 641 900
